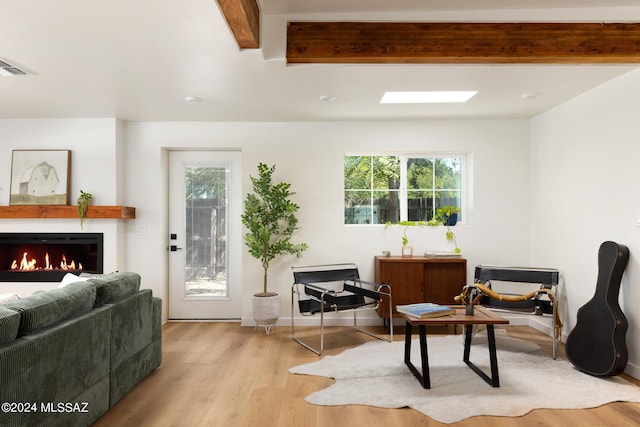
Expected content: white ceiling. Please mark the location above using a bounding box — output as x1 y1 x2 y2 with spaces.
0 0 639 122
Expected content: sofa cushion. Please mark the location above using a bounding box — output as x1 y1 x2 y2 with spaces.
108 289 156 404
0 306 111 426
83 272 141 307
4 282 97 337
0 306 20 345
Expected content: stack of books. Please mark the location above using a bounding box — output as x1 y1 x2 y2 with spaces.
424 252 462 258
396 302 456 319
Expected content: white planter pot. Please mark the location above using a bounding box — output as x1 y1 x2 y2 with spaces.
253 293 280 335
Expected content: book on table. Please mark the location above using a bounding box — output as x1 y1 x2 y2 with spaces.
396 303 456 319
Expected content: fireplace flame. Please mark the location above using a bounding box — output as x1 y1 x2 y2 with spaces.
19 252 37 270
10 251 83 272
58 254 81 270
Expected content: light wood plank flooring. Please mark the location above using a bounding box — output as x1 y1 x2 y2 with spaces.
93 322 640 427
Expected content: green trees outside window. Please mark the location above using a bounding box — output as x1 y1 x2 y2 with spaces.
344 155 463 225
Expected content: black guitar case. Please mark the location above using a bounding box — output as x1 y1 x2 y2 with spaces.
566 241 630 376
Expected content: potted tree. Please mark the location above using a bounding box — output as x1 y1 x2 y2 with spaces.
241 163 308 334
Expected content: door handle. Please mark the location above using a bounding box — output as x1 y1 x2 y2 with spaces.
169 245 183 252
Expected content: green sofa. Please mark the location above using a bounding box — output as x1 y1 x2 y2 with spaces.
0 272 161 427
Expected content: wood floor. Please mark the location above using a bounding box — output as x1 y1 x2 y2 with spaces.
93 322 640 427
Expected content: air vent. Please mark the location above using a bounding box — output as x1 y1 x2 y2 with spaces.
0 59 27 76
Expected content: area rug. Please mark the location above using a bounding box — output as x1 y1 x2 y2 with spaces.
288 331 640 423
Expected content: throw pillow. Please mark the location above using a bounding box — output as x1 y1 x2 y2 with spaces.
0 293 20 306
58 272 89 288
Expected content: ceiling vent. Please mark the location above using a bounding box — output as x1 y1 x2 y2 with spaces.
0 59 27 76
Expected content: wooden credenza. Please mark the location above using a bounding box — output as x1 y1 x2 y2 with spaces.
374 256 467 318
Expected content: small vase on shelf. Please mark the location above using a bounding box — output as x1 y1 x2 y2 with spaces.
401 246 413 258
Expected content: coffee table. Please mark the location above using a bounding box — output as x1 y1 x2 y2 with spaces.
401 305 509 389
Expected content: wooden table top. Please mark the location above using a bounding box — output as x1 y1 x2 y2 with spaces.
399 305 510 326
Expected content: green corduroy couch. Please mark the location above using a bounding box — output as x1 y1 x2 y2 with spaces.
0 272 161 427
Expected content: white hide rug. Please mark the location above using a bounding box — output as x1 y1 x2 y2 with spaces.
288 330 640 424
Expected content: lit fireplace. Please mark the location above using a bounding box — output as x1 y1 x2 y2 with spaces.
0 233 103 282
11 251 83 271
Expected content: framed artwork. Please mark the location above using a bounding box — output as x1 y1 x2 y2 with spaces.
9 150 71 205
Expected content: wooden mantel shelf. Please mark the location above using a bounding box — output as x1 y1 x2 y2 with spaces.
0 205 136 219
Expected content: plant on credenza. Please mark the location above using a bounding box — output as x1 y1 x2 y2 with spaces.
385 206 462 255
384 220 428 257
77 190 93 229
241 163 308 334
429 206 461 253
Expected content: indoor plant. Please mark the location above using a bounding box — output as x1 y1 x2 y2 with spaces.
385 206 461 255
241 163 308 334
431 206 461 253
384 220 428 257
77 190 92 229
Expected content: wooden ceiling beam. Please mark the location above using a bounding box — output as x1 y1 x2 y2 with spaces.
216 0 260 49
287 22 640 64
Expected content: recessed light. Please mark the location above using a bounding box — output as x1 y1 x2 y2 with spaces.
380 91 477 104
184 96 202 103
521 92 540 100
318 95 337 102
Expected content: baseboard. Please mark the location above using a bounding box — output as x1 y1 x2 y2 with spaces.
170 318 241 322
494 312 640 380
625 361 640 379
241 314 640 380
242 313 557 332
241 315 388 328
494 311 562 338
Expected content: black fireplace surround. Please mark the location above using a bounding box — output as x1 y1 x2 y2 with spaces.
0 233 103 282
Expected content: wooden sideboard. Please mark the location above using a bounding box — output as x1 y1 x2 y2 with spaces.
374 256 467 318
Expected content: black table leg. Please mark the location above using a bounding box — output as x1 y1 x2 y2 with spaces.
463 324 500 387
404 321 430 388
404 320 412 364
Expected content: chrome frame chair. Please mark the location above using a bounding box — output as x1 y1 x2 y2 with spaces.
472 265 561 359
291 263 393 355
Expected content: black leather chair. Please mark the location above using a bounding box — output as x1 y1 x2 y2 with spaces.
469 265 560 358
291 263 393 355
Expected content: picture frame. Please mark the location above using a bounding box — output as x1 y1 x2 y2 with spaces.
9 149 71 205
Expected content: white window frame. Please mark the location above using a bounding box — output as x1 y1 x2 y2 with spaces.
344 153 468 225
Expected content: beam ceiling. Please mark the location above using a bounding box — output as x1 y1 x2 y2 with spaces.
216 0 260 49
286 22 640 64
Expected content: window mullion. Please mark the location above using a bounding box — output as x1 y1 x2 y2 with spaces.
432 159 437 215
399 156 408 221
370 156 375 224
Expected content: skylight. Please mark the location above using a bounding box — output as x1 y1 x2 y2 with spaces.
380 91 477 104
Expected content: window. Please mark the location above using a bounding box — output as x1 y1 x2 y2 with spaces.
344 155 464 225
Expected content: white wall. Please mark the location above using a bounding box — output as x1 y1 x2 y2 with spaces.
6 87 640 379
0 118 129 294
530 68 640 378
123 120 531 325
2 70 639 379
7 92 639 378
0 118 531 320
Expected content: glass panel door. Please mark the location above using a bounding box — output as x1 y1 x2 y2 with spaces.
168 150 242 319
184 164 228 297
